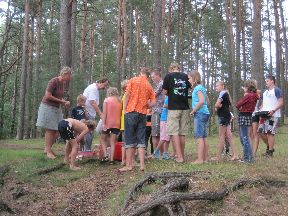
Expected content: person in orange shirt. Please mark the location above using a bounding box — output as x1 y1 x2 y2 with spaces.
119 67 156 172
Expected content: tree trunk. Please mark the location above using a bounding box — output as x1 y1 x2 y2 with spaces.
24 3 35 139
273 0 282 87
79 0 87 80
153 0 162 68
135 7 140 69
251 0 263 88
89 17 95 84
224 0 236 100
279 0 288 117
60 0 73 68
31 0 42 138
16 0 30 140
266 0 273 74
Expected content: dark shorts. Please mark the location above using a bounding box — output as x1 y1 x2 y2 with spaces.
252 115 260 123
124 112 146 149
58 120 75 141
218 117 231 126
102 128 120 135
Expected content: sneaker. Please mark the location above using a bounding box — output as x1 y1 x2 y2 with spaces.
153 149 160 159
266 149 274 157
162 152 170 160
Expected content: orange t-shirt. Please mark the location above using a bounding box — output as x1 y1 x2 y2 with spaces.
103 96 122 129
125 75 156 114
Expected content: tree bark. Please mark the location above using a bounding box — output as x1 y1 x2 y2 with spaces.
60 0 73 68
153 0 162 69
16 0 30 140
251 0 263 88
24 2 35 139
79 0 87 79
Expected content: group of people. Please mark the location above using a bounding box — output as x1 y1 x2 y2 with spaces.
36 64 284 171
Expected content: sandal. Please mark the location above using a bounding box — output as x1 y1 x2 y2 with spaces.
100 156 109 163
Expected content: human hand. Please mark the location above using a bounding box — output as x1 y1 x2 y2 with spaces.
64 101 70 108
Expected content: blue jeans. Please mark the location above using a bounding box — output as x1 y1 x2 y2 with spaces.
84 114 95 151
239 125 253 162
84 131 94 151
194 112 210 138
124 112 146 149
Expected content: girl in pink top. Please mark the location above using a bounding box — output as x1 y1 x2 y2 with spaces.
102 87 122 163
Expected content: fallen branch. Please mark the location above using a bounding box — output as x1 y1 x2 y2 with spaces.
123 171 210 209
121 177 286 216
37 163 66 175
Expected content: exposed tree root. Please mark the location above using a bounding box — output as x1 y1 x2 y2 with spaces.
121 173 286 216
37 163 66 175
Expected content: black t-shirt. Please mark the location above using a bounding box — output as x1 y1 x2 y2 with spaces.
162 72 191 110
216 91 231 120
71 106 86 120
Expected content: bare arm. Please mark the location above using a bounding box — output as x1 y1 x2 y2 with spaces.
102 101 107 130
76 128 90 143
90 100 102 118
44 91 70 107
124 92 130 114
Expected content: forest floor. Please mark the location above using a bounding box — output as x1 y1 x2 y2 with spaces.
0 128 288 216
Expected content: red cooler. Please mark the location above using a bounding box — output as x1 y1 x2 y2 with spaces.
114 142 123 161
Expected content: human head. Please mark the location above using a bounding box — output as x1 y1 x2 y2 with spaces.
215 81 225 92
82 119 96 131
265 75 276 89
76 94 86 106
140 67 152 78
168 62 180 72
121 79 128 92
106 87 119 97
188 70 201 87
151 68 162 83
243 80 257 93
60 66 72 81
96 77 109 89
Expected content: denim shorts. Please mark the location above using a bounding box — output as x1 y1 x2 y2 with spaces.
194 112 210 138
124 112 146 149
218 116 231 126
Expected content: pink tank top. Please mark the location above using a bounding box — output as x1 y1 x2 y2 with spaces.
103 96 122 129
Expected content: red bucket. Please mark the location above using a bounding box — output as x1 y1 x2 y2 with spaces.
114 142 123 161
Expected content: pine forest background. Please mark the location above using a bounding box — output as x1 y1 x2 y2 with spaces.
0 0 287 140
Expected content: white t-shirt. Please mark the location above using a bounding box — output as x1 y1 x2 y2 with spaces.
262 87 283 118
83 83 99 118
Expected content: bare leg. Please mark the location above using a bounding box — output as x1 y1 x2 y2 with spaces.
138 147 146 171
45 129 57 159
100 133 108 158
172 135 184 162
180 135 185 160
121 146 126 166
193 138 204 164
216 126 226 160
109 134 117 162
64 141 71 163
226 127 239 160
152 136 160 152
267 134 275 150
119 147 134 171
203 138 209 162
69 140 81 170
252 122 260 156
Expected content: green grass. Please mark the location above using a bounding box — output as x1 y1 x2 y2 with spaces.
0 126 288 215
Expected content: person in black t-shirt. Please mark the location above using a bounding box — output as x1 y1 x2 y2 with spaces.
213 81 239 161
71 94 88 151
162 63 191 163
71 94 88 121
